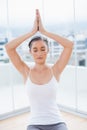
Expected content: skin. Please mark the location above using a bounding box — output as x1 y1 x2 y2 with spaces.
29 40 51 85
30 40 49 65
5 9 74 84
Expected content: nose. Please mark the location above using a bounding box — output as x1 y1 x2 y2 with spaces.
37 51 43 56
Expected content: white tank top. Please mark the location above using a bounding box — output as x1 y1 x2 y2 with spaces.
25 67 65 125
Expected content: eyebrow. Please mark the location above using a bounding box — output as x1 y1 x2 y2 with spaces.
33 46 46 49
33 47 37 50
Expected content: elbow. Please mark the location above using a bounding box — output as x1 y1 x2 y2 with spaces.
5 44 8 51
5 44 10 53
64 41 74 49
5 44 13 54
5 43 14 52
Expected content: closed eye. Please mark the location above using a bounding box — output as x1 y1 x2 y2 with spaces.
41 47 46 51
41 49 45 51
33 50 37 52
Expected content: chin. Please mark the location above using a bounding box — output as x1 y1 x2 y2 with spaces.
36 60 46 65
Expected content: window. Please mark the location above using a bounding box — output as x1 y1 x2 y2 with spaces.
0 0 87 117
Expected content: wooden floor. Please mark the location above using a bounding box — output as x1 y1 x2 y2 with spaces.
0 111 87 130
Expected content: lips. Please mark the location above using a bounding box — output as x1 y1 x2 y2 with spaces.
37 57 43 59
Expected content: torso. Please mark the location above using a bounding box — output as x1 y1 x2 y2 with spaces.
25 65 64 125
25 65 59 85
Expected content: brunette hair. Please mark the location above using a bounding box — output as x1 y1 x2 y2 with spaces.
28 36 48 50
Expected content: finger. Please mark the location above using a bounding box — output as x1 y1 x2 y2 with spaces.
37 19 39 31
36 9 39 17
36 9 39 15
36 9 39 31
36 9 41 19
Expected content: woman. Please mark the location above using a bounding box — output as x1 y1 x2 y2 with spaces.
5 9 73 130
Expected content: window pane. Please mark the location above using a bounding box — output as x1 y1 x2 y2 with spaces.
0 0 87 118
0 64 13 114
10 65 29 110
75 0 87 67
8 0 43 35
7 0 43 110
0 0 13 115
43 0 76 109
75 0 87 112
0 0 9 63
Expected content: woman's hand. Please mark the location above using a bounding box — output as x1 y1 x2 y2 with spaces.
31 10 39 35
31 9 46 35
36 9 46 34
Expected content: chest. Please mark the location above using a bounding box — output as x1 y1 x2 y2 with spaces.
26 78 58 101
30 71 52 85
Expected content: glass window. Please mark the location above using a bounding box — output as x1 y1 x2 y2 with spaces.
43 0 76 109
0 0 87 117
0 0 13 115
75 0 87 112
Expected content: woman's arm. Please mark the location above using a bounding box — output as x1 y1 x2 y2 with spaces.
37 9 74 80
5 10 39 82
44 31 73 77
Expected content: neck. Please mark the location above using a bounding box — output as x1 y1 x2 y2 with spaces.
34 63 48 71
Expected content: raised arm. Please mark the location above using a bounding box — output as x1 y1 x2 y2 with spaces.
37 9 74 80
5 10 39 82
44 32 73 78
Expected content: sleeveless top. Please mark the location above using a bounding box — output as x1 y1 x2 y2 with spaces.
25 67 65 125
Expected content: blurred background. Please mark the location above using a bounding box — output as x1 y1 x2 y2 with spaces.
0 0 87 120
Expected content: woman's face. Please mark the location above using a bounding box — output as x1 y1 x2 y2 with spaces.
30 40 49 64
